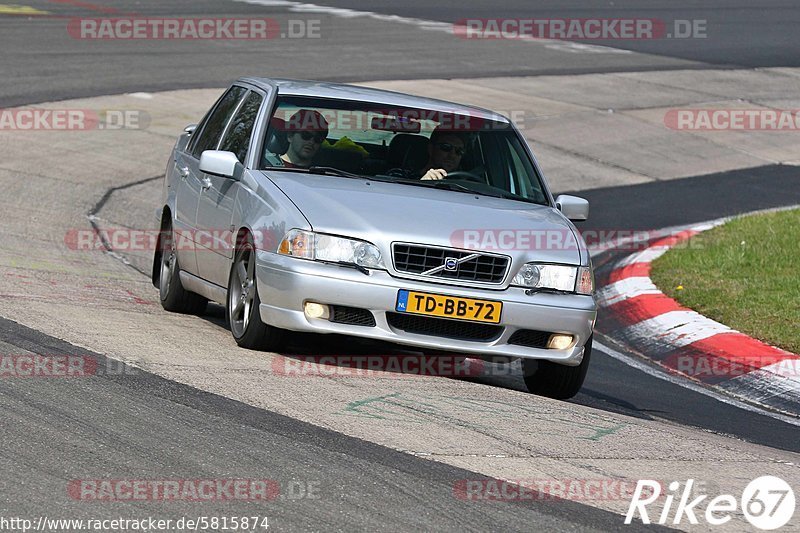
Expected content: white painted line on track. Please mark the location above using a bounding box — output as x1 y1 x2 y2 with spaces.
598 276 659 307
594 339 800 427
720 363 800 406
756 359 800 379
234 0 633 55
589 206 798 259
615 245 670 267
622 310 733 347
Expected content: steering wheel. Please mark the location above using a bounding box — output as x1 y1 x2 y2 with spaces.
443 170 484 183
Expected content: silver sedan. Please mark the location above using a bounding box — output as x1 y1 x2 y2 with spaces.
153 78 597 399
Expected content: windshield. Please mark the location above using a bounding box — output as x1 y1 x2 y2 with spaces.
260 95 549 205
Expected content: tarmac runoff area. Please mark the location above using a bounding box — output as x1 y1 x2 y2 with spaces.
1 69 799 529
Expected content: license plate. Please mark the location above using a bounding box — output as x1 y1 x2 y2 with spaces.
395 290 502 324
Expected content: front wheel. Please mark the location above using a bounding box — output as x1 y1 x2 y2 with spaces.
157 222 207 315
227 233 284 351
522 336 592 399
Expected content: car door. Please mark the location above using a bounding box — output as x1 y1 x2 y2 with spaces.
171 149 204 276
195 89 266 287
177 85 247 278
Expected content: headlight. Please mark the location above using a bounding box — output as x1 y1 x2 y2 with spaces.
277 229 314 259
512 263 589 293
576 266 594 295
278 229 386 270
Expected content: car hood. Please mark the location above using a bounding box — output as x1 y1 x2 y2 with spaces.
262 171 583 265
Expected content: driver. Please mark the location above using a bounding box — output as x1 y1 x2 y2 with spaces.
280 109 329 168
419 126 467 181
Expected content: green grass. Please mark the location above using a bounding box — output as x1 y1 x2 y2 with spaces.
650 208 800 354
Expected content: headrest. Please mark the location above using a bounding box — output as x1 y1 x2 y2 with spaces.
387 134 429 170
266 117 289 155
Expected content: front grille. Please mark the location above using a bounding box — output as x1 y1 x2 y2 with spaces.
508 329 551 349
393 244 509 284
386 312 502 342
330 306 376 327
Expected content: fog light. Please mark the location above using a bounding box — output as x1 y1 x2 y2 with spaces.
304 302 330 320
547 334 574 350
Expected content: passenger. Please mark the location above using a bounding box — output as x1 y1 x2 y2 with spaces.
280 109 329 168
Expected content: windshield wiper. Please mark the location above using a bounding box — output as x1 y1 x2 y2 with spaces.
390 179 474 194
262 166 310 173
308 166 366 179
325 260 370 275
414 180 546 205
494 191 545 205
262 166 366 180
426 181 473 193
524 287 571 296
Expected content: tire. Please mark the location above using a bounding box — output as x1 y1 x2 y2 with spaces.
156 221 207 314
227 233 284 351
522 336 592 400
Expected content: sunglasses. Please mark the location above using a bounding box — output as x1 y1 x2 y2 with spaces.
299 131 326 143
435 142 465 156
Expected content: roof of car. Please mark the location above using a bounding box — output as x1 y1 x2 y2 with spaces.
237 77 510 123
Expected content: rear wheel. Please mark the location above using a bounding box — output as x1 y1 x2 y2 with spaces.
522 336 592 400
227 233 284 351
157 221 207 314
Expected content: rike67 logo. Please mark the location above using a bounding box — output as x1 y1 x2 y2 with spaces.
625 477 795 530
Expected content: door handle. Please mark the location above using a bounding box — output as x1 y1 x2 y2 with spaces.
179 166 190 180
201 177 212 190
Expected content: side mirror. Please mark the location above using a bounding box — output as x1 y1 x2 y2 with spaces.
184 123 198 135
199 150 242 179
554 194 589 221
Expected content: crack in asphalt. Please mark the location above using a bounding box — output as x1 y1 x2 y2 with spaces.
86 174 161 276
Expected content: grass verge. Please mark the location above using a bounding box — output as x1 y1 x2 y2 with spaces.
650 208 800 354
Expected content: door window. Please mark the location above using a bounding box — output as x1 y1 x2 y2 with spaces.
190 85 247 159
219 91 264 164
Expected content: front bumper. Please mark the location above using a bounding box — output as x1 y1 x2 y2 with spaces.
256 252 597 366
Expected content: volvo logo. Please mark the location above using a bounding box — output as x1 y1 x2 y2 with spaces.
420 253 481 276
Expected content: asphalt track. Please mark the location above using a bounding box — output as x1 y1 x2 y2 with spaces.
0 0 710 106
1 1 800 530
3 0 799 107
286 0 800 68
1 317 658 532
